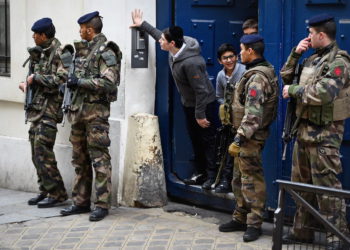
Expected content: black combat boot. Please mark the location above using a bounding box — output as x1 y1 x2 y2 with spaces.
201 178 215 190
37 197 65 208
243 227 262 242
215 179 231 193
60 205 91 216
282 233 313 244
327 241 345 250
219 220 247 232
89 207 109 221
183 173 207 185
28 193 46 205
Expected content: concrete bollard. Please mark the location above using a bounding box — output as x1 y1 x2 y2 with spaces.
122 113 167 207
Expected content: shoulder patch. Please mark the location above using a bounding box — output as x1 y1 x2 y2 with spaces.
59 51 73 68
249 88 257 97
333 66 343 77
101 50 117 67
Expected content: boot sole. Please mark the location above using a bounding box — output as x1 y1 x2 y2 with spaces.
37 202 66 208
219 227 247 232
61 210 91 216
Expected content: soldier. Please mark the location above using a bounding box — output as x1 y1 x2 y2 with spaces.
242 18 258 35
219 34 278 242
18 18 69 208
281 14 350 250
215 43 245 193
60 11 122 221
130 9 217 189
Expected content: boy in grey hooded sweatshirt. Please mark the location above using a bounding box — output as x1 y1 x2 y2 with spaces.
131 9 217 189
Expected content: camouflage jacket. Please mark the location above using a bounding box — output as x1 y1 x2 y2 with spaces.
27 38 69 123
69 33 121 115
280 42 350 146
232 59 278 141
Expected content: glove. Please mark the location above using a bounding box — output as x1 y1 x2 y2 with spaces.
228 142 240 157
228 135 244 157
67 75 79 89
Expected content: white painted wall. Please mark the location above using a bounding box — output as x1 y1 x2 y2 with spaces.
0 0 157 205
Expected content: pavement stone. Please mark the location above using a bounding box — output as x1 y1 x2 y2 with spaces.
0 188 273 249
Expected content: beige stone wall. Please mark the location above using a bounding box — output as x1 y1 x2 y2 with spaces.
0 0 158 205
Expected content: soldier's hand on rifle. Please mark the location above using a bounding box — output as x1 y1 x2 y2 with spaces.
228 135 244 157
130 9 143 28
282 85 290 99
26 74 35 85
67 75 79 89
19 81 26 93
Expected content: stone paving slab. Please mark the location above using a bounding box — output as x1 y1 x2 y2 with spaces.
0 206 274 249
0 188 276 249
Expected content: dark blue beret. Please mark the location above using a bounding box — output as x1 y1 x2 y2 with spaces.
78 11 100 24
240 34 264 44
31 17 53 33
309 13 334 26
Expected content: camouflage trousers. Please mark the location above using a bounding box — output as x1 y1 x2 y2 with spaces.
69 105 112 209
291 140 349 242
29 117 67 201
232 139 266 228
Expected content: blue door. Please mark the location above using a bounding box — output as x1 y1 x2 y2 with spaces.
155 0 350 213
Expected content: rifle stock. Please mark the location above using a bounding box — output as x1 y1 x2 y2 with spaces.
214 125 235 186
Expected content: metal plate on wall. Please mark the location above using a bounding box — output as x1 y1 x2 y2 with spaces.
192 0 234 6
190 19 215 65
228 21 244 52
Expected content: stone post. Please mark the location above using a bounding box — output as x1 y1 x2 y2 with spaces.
122 113 167 207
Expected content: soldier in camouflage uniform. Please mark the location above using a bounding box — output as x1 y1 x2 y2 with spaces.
60 11 121 221
280 14 350 250
18 18 69 208
218 34 278 242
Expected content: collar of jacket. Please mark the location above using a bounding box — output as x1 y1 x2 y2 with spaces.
315 41 336 57
245 57 267 70
41 38 59 56
40 37 55 49
88 33 107 47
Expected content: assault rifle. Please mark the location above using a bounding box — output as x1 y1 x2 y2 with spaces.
23 46 42 124
214 80 236 185
282 62 304 160
61 53 76 127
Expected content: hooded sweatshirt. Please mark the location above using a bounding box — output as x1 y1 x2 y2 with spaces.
140 21 216 119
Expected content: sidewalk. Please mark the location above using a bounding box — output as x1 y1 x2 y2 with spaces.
0 188 273 249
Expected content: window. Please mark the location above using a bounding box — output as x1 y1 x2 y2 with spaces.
0 0 10 76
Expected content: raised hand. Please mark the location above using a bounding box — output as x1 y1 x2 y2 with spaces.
130 9 143 28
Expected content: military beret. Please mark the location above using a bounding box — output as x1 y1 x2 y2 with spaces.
240 34 264 44
309 13 334 26
31 17 53 33
78 11 100 24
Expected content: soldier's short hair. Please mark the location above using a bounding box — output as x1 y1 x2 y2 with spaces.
43 24 56 39
217 43 236 59
163 26 184 48
311 20 336 40
86 16 103 33
243 41 264 57
242 19 258 32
